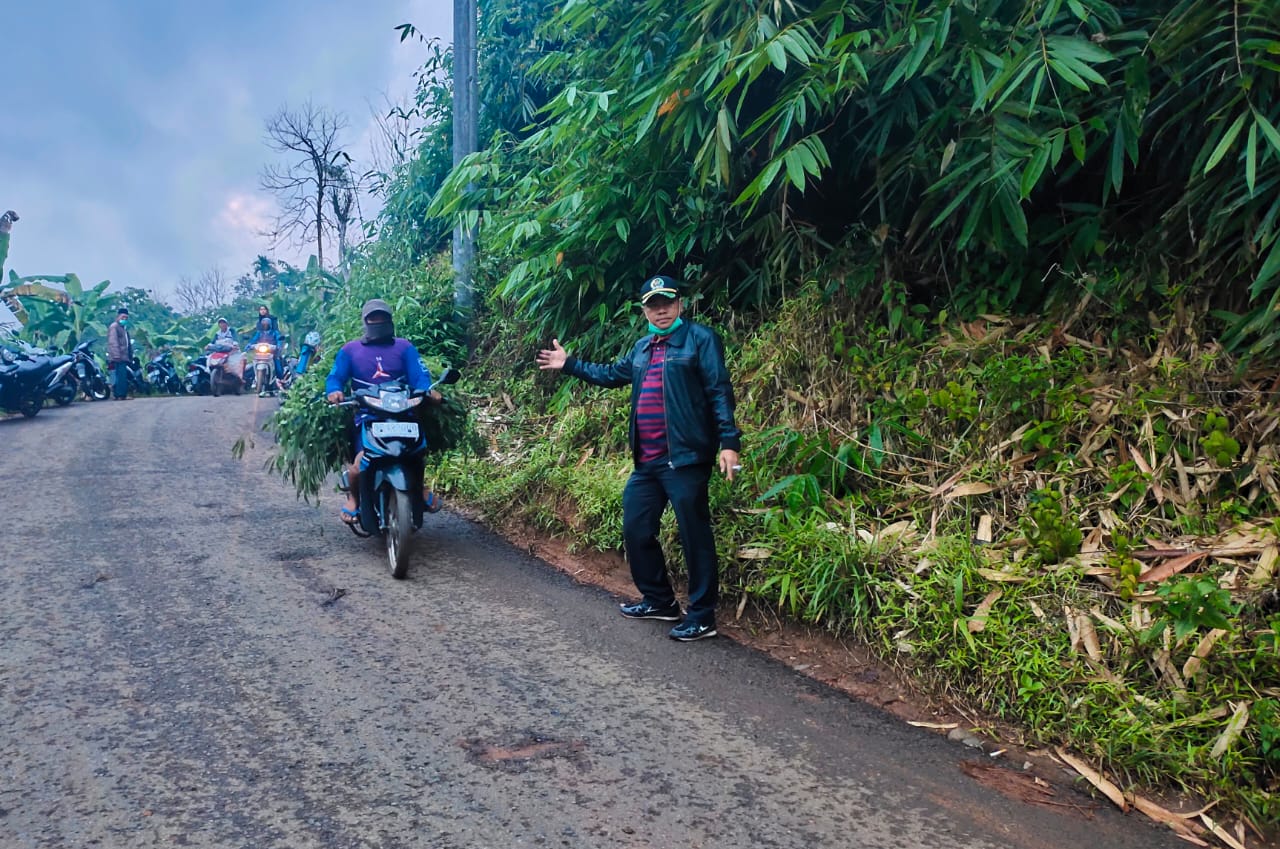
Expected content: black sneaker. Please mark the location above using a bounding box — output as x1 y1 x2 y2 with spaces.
669 621 717 641
619 600 682 621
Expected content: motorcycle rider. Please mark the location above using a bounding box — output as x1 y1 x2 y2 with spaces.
256 304 280 334
213 316 237 346
325 299 443 524
247 316 283 392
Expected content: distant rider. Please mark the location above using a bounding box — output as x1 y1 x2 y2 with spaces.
325 299 443 525
212 317 237 346
247 316 284 386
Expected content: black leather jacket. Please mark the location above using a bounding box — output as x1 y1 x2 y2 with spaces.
564 321 742 468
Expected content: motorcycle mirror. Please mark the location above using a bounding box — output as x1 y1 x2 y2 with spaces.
436 368 461 386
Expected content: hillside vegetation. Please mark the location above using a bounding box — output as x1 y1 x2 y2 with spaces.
269 0 1280 839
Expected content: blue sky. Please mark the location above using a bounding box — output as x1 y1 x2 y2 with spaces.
2 1 451 306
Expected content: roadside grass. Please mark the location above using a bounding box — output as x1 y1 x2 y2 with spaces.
431 286 1280 836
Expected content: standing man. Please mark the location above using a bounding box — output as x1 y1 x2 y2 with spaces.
536 274 742 642
106 306 132 401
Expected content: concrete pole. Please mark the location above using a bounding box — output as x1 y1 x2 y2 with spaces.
452 0 478 313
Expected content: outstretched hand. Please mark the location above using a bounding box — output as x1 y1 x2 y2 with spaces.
719 449 741 482
535 338 568 371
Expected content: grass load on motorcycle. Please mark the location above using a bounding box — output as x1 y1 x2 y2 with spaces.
263 299 473 506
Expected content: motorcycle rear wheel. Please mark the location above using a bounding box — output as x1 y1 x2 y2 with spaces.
385 489 413 580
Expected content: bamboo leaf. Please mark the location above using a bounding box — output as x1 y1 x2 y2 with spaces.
716 108 732 152
766 40 787 72
784 148 806 191
1255 109 1280 158
1204 112 1248 174
1246 121 1258 194
1251 236 1280 299
967 51 988 110
1068 125 1086 162
1020 145 1051 199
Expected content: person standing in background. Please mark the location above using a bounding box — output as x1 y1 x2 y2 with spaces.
106 306 132 401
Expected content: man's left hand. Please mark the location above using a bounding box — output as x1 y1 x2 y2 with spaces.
428 389 444 405
719 449 741 482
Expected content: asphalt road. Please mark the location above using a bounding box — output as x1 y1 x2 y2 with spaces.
0 395 1182 848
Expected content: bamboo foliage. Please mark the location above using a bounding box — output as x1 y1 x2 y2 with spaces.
427 0 1280 348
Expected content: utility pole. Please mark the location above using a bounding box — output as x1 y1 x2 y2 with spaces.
452 0 478 313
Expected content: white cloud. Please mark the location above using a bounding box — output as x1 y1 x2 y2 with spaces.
216 192 275 242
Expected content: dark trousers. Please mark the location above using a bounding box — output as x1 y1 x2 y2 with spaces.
112 362 129 399
622 460 718 626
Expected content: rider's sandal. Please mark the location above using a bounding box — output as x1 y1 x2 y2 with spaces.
341 507 372 537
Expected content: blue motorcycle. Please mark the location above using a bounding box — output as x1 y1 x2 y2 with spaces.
338 368 460 578
295 331 321 375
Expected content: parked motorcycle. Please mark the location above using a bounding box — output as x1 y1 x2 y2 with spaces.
145 351 183 395
124 355 151 396
70 339 110 401
43 350 77 406
336 368 460 579
184 353 211 395
207 342 247 396
0 347 54 417
250 341 277 397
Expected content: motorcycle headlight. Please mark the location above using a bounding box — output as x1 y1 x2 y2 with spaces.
363 392 420 413
255 344 272 354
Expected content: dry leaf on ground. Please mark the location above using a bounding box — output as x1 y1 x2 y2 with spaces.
1138 551 1209 584
1055 747 1128 811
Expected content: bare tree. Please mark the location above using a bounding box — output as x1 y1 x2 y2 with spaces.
366 93 419 183
173 267 230 315
326 158 361 277
260 102 348 269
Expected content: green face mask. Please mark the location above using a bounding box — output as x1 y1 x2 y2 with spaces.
647 317 683 336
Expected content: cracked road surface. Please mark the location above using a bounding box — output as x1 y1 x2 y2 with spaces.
1 396 1180 848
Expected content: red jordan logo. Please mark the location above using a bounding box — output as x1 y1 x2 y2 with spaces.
372 357 390 380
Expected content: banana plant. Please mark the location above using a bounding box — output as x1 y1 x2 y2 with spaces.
0 212 76 326
14 272 111 348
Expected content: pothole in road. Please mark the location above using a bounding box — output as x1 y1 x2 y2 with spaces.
460 732 588 772
960 761 1098 817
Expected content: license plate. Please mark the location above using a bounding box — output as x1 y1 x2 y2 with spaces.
370 421 418 439
76 364 86 377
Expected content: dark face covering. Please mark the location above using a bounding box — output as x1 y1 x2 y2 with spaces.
363 318 394 343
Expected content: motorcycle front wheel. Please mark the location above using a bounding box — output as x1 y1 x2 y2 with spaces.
19 393 43 418
88 376 109 401
210 367 223 397
385 488 413 580
255 364 271 396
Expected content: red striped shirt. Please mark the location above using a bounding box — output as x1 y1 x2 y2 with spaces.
635 340 667 462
